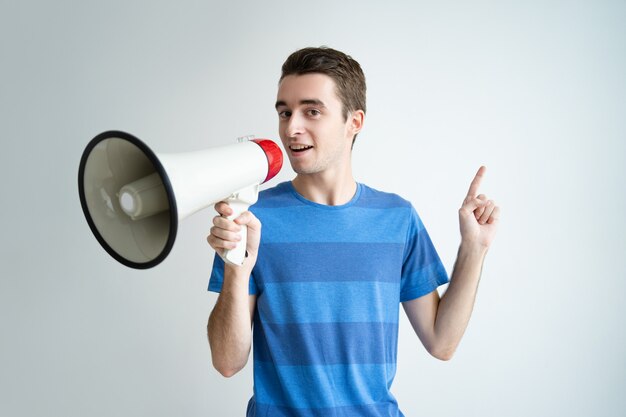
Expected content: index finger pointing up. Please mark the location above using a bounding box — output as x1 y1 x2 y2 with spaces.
466 166 487 198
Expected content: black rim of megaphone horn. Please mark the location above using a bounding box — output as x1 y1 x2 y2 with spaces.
78 130 178 269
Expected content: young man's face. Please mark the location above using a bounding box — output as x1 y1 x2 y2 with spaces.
275 73 360 176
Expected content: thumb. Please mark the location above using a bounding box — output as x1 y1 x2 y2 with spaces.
234 211 261 231
460 197 488 214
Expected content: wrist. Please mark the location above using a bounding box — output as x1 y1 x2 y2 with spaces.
224 261 253 276
223 257 253 282
221 272 251 301
458 241 489 259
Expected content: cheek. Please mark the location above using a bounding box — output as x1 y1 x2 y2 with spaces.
277 123 288 140
279 137 289 151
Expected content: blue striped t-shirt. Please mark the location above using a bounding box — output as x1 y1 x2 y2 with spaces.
209 181 449 417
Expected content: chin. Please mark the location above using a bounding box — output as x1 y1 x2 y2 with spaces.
292 166 320 175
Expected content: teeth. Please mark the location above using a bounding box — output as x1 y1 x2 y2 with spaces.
290 144 312 150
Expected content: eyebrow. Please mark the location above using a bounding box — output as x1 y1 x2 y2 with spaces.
275 99 327 109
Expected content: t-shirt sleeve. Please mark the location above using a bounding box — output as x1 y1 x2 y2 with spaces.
400 207 449 302
208 253 258 294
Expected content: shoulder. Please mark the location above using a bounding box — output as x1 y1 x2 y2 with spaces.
356 183 413 210
357 184 424 231
253 181 296 209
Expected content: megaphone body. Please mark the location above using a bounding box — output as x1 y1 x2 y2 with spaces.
78 130 283 269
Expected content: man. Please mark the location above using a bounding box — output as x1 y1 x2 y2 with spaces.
207 47 499 416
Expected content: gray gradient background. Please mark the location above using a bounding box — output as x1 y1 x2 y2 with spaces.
1 1 625 416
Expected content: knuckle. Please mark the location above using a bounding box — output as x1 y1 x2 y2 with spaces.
215 201 231 215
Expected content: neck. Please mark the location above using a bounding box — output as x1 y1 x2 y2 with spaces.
291 169 357 206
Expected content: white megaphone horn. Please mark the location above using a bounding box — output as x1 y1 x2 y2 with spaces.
78 130 283 269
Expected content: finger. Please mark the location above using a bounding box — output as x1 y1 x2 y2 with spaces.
209 226 242 244
206 233 238 251
233 211 261 230
466 166 486 199
487 206 501 224
478 200 496 224
214 201 233 217
465 193 486 205
473 194 487 219
213 215 241 232
460 197 488 215
206 234 227 257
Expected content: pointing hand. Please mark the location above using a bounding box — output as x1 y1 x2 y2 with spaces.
458 166 500 249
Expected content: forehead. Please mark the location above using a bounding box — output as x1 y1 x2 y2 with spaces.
276 73 340 106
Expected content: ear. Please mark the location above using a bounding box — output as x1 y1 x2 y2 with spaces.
347 110 365 135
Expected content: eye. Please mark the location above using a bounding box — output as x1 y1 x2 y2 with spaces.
306 109 321 117
278 110 291 120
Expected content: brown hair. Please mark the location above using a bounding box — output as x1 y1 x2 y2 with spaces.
280 46 367 121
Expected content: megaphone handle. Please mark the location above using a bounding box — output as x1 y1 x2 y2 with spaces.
221 184 259 266
222 200 251 266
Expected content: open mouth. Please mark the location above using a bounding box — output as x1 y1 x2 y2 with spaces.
290 145 313 153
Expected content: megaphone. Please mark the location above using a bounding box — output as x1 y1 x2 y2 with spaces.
78 130 283 269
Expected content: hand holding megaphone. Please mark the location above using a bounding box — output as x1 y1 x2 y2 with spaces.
219 184 260 266
208 199 262 268
78 131 283 269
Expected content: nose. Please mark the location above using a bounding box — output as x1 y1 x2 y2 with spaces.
285 113 304 137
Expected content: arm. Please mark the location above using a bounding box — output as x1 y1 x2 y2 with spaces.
403 166 500 361
206 202 261 377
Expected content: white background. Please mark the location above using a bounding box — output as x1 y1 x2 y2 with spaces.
1 1 625 416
